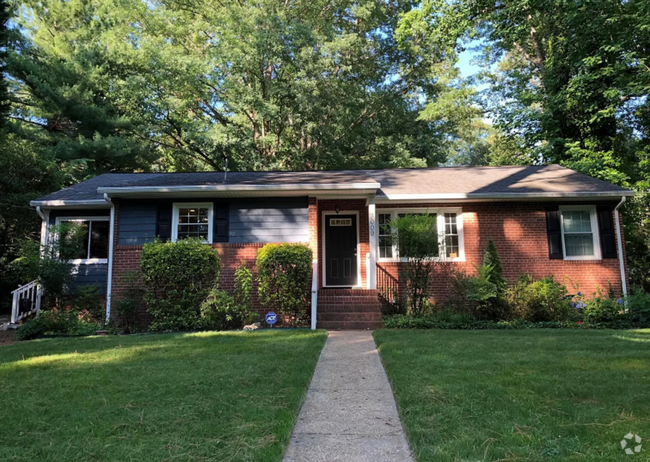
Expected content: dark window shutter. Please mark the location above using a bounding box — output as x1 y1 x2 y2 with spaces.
598 207 617 258
546 209 563 259
214 202 229 243
156 204 173 242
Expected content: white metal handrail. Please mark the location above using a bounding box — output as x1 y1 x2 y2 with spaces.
11 280 42 324
311 259 318 330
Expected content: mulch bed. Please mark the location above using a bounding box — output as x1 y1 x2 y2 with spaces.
0 330 18 346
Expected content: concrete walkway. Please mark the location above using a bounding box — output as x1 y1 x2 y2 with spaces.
283 331 414 462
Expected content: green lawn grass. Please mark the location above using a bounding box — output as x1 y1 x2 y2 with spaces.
0 330 327 462
374 329 650 461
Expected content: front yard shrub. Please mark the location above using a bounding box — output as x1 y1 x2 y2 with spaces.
257 243 312 326
11 222 87 309
140 239 221 331
391 213 441 315
509 275 573 322
72 284 104 322
624 290 650 323
17 309 99 340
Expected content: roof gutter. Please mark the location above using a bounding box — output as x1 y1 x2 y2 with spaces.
376 190 636 202
614 196 628 297
30 199 111 208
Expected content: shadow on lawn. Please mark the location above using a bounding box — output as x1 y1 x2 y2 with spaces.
0 329 324 368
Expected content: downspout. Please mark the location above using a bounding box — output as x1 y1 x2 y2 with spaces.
614 196 627 297
104 193 116 322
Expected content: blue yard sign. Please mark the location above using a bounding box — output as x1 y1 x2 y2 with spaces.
265 311 278 326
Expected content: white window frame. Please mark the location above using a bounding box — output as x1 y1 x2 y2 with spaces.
559 205 601 261
172 202 214 244
376 207 465 262
54 216 110 264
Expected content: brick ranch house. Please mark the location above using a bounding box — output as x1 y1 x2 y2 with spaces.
22 165 634 329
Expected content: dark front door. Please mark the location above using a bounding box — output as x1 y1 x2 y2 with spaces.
325 214 358 286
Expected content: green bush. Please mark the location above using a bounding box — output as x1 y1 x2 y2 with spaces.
624 291 650 323
110 271 143 334
579 286 622 322
483 240 508 295
140 239 221 332
17 309 99 340
449 265 511 321
257 243 312 327
509 275 573 322
73 284 104 322
382 314 650 330
11 222 87 309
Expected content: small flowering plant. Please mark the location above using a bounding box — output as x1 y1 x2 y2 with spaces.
572 286 624 323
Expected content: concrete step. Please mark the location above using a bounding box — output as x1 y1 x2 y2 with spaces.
317 303 382 313
317 320 383 330
317 312 383 322
317 297 380 304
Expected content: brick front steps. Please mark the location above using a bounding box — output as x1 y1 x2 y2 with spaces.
316 289 383 330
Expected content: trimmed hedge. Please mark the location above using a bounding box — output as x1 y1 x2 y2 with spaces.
257 243 312 326
383 314 650 330
140 238 221 331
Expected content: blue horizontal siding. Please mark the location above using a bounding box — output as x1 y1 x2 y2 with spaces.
68 263 107 294
118 203 158 245
229 197 309 243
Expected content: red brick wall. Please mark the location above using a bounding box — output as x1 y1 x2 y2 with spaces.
376 201 627 302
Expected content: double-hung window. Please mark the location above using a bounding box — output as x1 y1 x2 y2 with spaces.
376 208 464 261
55 217 110 263
559 205 601 260
172 203 214 243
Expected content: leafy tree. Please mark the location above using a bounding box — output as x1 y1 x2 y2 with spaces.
392 213 441 315
9 0 466 171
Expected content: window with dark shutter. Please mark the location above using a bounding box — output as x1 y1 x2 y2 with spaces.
546 209 563 259
598 207 617 258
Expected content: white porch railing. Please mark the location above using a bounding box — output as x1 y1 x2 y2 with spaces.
311 259 318 330
11 280 42 324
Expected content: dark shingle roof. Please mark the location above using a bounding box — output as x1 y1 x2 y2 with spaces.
32 165 633 204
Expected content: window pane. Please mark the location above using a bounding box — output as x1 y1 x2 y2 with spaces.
89 221 109 259
565 234 594 257
69 221 89 260
445 213 457 235
445 235 459 258
563 210 592 233
378 213 393 258
176 206 211 241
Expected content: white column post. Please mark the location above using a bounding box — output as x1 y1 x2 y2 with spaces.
367 195 377 289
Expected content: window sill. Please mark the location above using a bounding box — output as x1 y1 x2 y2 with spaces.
378 257 465 263
69 259 108 265
562 256 602 261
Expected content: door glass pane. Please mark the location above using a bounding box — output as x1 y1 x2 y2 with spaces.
89 221 109 259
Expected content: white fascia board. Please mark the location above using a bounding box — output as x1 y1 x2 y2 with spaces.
97 183 381 195
376 190 636 202
30 199 111 208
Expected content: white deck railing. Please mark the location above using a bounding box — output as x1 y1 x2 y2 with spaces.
311 259 318 330
11 280 42 324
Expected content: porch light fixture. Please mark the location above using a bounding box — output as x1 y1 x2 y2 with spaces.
335 205 340 215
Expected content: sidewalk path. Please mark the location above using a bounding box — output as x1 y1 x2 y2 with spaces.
283 331 414 462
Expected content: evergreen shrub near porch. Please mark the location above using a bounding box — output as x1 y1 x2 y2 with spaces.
256 243 312 326
140 238 221 331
